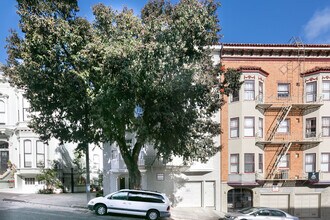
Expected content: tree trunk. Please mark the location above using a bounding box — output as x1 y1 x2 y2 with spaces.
119 141 143 189
127 162 141 189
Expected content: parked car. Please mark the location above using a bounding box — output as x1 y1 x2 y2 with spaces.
224 207 299 220
87 189 171 220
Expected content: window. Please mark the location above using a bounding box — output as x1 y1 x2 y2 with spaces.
244 80 255 100
156 173 165 181
25 178 35 185
305 153 316 172
258 154 263 173
306 118 316 138
321 153 330 172
258 81 263 102
23 98 31 121
244 153 255 173
230 118 239 138
110 191 128 200
277 119 290 133
278 83 290 98
306 81 317 102
270 210 286 217
128 192 164 203
322 117 330 137
256 210 270 216
36 141 45 168
278 154 289 168
0 100 5 124
258 118 263 138
323 80 330 101
244 117 255 137
111 150 118 159
230 154 239 173
230 90 239 102
24 140 32 167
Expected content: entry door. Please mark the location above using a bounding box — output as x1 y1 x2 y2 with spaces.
0 151 8 174
204 181 215 207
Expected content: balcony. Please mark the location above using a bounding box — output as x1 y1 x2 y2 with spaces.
255 95 323 114
110 157 145 171
255 132 322 149
228 173 259 186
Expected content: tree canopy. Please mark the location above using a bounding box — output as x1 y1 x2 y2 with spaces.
4 0 242 189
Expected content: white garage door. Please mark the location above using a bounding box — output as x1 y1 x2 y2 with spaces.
260 194 289 212
294 194 320 218
176 182 202 207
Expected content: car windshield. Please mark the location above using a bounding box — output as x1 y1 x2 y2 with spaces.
239 207 260 214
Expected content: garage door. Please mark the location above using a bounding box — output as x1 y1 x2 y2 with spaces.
260 194 289 212
176 182 202 207
294 194 320 218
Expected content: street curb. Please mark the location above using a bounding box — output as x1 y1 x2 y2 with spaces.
3 198 26 203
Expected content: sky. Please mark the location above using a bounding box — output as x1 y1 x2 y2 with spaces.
1 0 330 64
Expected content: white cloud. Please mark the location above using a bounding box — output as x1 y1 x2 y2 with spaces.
304 7 330 43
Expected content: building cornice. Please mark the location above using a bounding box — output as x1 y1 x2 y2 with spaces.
220 43 330 59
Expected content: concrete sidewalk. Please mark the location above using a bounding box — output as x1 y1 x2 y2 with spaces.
0 189 225 220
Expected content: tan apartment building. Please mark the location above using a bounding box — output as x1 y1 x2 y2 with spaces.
219 42 330 220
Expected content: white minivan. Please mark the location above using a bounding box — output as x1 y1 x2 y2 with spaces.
87 189 171 220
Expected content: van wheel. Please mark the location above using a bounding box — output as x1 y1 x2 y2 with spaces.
95 204 107 215
147 209 160 220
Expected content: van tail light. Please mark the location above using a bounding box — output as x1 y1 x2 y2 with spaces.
167 206 170 211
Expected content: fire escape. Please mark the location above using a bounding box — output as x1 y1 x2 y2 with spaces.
255 38 323 182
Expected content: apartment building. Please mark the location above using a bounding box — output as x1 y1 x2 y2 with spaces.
219 42 330 219
0 69 102 192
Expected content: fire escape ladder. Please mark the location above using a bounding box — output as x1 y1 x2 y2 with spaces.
267 142 293 179
267 105 292 141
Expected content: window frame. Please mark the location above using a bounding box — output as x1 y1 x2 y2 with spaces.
230 154 239 174
230 117 239 138
306 81 317 103
258 81 264 102
24 140 32 168
306 117 316 138
0 100 5 125
277 83 290 98
278 154 290 169
305 153 316 173
36 141 45 168
322 80 330 101
244 80 255 101
244 117 255 137
230 89 239 102
277 119 290 133
322 117 330 137
258 118 263 138
258 154 263 173
244 153 255 173
321 153 330 173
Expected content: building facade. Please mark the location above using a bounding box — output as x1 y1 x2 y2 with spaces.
220 43 330 220
0 69 102 192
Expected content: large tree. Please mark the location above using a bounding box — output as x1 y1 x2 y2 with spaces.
4 0 241 190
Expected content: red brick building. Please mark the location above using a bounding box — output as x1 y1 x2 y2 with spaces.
219 42 330 219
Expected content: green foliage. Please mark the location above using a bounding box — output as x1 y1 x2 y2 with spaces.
4 0 242 189
36 161 63 193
